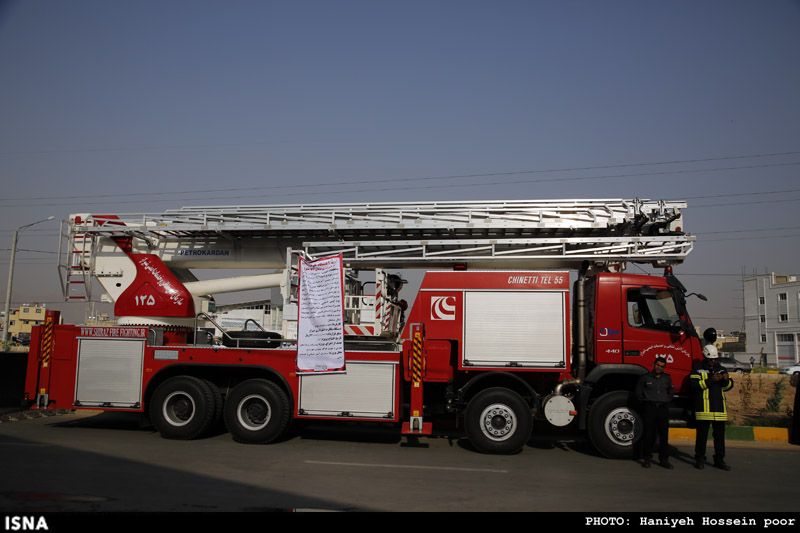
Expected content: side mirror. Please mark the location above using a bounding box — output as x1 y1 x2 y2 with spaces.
703 327 717 344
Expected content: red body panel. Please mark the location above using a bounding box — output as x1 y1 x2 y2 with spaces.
404 271 572 379
594 274 624 365
420 271 569 291
115 254 195 318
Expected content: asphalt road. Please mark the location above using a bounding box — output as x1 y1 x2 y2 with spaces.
0 411 799 513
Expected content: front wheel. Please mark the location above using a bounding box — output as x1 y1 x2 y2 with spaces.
464 388 532 454
587 391 642 459
224 379 291 444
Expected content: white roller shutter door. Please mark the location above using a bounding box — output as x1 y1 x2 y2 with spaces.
75 339 145 407
463 291 566 367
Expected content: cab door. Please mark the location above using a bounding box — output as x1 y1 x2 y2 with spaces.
622 286 694 388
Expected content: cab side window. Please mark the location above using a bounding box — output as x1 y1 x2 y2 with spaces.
627 289 681 331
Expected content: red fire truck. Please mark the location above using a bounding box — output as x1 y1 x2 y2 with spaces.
24 199 703 457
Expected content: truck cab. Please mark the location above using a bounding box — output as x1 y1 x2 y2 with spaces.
590 271 702 393
579 270 704 458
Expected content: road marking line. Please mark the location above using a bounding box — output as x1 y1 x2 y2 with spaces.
304 460 508 474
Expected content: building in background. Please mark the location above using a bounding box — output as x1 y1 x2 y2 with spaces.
718 331 746 353
693 328 747 362
6 303 48 345
744 273 800 368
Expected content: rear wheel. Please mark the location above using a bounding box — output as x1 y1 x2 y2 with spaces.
464 388 532 454
224 379 291 444
587 391 642 459
149 376 218 440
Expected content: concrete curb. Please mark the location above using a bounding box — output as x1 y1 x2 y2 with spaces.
669 426 790 443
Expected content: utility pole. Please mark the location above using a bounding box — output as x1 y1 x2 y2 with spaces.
2 216 55 350
2 231 19 350
740 265 746 333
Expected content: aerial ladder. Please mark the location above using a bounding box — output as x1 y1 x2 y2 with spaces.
57 198 692 341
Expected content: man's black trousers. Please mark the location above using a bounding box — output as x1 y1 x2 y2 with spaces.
694 419 726 462
642 402 670 462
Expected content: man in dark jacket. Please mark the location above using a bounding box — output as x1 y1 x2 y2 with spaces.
691 344 734 470
635 356 674 469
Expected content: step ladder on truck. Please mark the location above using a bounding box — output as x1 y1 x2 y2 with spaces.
26 198 707 457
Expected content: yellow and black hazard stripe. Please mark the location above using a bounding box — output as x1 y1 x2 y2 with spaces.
40 315 55 369
411 331 424 385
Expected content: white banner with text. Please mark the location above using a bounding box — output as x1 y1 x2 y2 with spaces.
297 254 345 373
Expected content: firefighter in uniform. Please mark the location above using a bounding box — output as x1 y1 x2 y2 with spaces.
691 344 733 470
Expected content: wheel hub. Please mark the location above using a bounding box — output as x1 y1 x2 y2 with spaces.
605 408 637 445
237 394 272 431
246 402 268 424
163 391 196 427
480 404 517 441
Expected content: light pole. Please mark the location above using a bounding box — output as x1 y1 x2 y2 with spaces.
2 216 55 350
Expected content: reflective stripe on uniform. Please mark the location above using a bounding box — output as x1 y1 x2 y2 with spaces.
691 373 708 391
693 369 729 421
696 411 728 421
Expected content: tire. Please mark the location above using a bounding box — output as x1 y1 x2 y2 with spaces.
464 387 533 454
587 391 642 459
200 378 224 430
224 379 291 444
149 376 218 440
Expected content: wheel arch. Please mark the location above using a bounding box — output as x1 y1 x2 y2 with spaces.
458 372 540 414
584 364 647 398
577 365 647 430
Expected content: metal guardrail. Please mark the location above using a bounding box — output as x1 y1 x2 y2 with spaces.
193 312 245 348
243 319 267 332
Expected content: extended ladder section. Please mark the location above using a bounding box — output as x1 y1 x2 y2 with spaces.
62 198 692 271
58 221 94 302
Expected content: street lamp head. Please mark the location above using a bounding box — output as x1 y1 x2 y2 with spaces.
19 216 56 231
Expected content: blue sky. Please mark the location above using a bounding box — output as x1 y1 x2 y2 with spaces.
1 0 799 331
